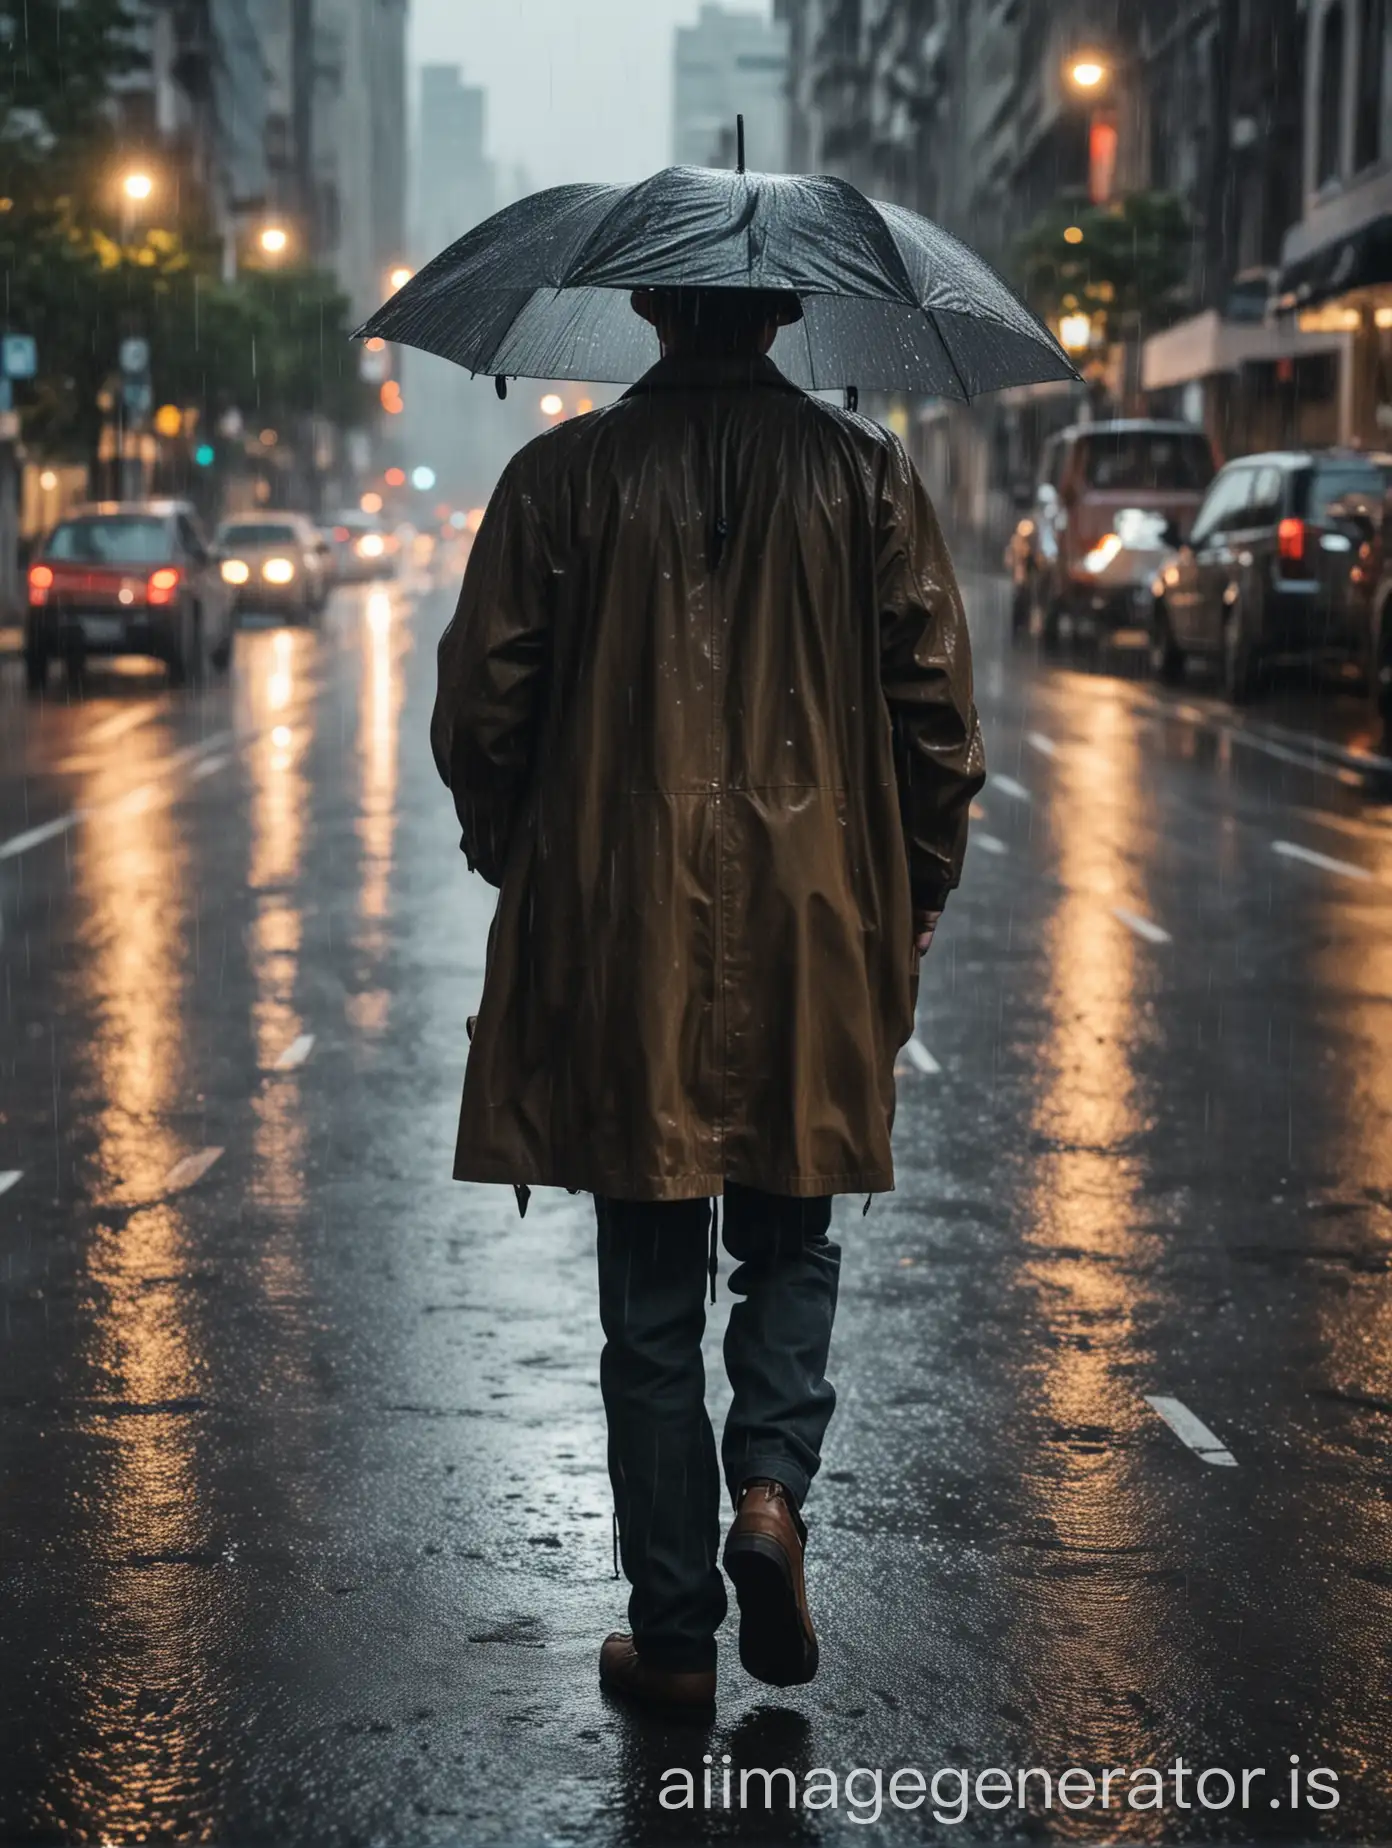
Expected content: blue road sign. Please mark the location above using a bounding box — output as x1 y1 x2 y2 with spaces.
2 334 36 379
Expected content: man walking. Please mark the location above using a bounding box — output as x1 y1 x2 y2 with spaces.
431 285 984 1714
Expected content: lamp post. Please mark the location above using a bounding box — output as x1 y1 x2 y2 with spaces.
1063 51 1120 205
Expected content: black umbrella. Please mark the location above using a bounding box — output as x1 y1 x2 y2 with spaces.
355 130 1077 399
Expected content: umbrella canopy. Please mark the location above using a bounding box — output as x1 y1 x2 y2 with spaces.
355 164 1078 399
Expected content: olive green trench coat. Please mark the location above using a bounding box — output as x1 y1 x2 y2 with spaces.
431 354 984 1202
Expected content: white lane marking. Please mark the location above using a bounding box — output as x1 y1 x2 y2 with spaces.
189 752 231 781
1025 730 1058 758
0 733 235 860
162 1147 225 1194
274 1033 315 1070
974 833 1008 856
0 1170 21 1198
1144 1394 1237 1467
0 813 81 861
1272 839 1373 882
84 701 164 747
1111 905 1172 944
903 1037 942 1074
991 774 1031 801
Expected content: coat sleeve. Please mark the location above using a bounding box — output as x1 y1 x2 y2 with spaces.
430 455 551 887
875 435 986 913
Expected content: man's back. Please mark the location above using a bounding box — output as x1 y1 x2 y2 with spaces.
432 352 984 1202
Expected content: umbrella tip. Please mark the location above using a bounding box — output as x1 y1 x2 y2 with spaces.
494 375 508 400
736 114 745 174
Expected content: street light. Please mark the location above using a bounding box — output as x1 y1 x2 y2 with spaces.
259 224 290 257
388 265 414 292
1059 312 1093 354
121 170 155 202
1068 57 1108 90
540 393 564 417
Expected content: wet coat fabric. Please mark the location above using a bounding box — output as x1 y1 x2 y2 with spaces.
431 353 985 1202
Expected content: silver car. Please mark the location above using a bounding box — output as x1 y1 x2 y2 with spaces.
214 514 331 622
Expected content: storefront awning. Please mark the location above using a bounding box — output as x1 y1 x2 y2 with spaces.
1277 170 1392 307
1141 308 1348 391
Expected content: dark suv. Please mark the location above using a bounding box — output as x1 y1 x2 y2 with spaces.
24 501 233 693
1149 450 1384 703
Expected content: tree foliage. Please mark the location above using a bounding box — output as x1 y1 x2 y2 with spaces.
1018 191 1192 340
0 0 370 458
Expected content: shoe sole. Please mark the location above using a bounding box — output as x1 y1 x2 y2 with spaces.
723 1532 819 1687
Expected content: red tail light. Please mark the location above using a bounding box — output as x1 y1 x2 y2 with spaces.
1277 517 1306 564
333 525 350 542
147 566 182 605
28 563 54 606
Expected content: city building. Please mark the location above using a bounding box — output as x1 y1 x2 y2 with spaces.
311 0 410 321
673 4 789 171
415 65 496 262
1275 0 1392 447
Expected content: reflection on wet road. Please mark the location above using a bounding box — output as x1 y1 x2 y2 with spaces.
1 573 1390 1843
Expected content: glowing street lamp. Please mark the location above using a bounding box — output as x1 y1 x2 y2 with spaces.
1059 312 1093 354
259 224 290 257
1068 57 1108 90
388 265 414 293
121 170 154 202
539 393 564 417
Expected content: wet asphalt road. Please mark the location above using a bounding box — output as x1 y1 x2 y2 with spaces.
2 569 1392 1846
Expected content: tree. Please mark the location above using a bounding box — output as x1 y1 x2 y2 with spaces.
0 0 370 461
1018 190 1192 344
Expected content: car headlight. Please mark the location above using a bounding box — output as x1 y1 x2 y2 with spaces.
357 533 385 558
1083 532 1124 574
221 558 251 585
262 556 296 584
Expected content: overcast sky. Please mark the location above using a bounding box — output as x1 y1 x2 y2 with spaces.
409 0 772 193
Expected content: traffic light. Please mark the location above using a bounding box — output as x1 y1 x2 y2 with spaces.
194 443 215 467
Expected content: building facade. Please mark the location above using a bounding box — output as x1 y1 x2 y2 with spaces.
673 4 789 171
1276 0 1392 448
779 0 1389 551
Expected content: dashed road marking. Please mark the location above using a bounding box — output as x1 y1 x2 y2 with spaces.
162 1147 225 1194
1144 1394 1237 1467
991 774 1031 801
0 814 81 861
0 1170 21 1198
902 1037 942 1075
1025 730 1058 758
1111 905 1172 944
274 1033 315 1070
1272 839 1373 882
974 833 1008 855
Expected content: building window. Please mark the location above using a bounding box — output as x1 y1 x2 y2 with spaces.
1355 0 1387 170
1317 1 1347 185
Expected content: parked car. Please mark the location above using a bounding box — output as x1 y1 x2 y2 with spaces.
1148 449 1385 704
1366 455 1392 725
1008 420 1218 641
214 513 331 622
24 500 233 693
325 511 399 582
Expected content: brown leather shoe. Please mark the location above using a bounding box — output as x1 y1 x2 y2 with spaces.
722 1478 819 1686
598 1633 716 1717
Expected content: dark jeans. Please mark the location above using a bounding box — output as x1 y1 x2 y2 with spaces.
594 1181 841 1673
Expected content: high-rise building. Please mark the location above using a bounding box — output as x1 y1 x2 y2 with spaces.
311 0 410 321
416 65 497 262
672 4 789 172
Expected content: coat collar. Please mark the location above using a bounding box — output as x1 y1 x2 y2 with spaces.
622 353 801 398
